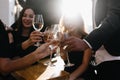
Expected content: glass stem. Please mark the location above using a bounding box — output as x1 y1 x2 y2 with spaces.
66 51 70 64
49 50 53 64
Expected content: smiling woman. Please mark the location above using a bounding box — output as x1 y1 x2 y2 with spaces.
61 0 93 33
11 6 38 57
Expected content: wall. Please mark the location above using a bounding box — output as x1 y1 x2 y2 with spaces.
0 0 15 26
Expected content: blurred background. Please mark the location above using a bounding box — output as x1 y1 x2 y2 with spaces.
0 0 93 33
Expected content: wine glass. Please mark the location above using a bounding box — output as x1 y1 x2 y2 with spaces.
63 31 74 67
32 14 44 46
44 24 61 66
51 24 62 57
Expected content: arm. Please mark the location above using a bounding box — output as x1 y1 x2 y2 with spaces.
62 36 89 52
1 21 47 73
63 0 120 52
85 12 120 51
12 31 43 51
22 31 43 50
0 43 50 73
69 48 92 80
85 0 120 51
64 11 120 52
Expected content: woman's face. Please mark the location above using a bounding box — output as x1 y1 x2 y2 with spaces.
22 8 35 28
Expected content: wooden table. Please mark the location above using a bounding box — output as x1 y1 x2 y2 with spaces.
12 57 69 80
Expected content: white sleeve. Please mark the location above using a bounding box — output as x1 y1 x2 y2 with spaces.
83 39 92 49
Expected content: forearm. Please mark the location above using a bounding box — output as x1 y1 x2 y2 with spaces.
85 9 120 51
0 42 50 73
0 51 40 73
22 39 34 50
70 49 92 80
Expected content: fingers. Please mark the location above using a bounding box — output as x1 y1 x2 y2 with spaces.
36 42 50 53
61 36 73 46
30 31 44 43
63 41 74 51
61 36 81 51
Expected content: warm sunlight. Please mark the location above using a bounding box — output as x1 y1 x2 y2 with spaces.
61 0 93 33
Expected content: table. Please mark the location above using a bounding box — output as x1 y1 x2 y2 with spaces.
12 57 69 80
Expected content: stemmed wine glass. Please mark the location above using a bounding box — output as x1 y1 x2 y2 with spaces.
44 24 61 66
32 14 44 46
63 31 74 67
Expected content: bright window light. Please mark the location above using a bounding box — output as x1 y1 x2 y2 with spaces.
61 0 93 33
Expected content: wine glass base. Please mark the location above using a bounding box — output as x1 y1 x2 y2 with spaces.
48 62 55 67
34 42 41 47
44 61 55 67
44 61 49 66
64 63 74 67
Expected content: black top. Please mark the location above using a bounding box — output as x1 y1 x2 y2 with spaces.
85 0 120 56
0 20 16 58
64 51 83 73
12 31 37 57
64 51 95 79
0 20 37 58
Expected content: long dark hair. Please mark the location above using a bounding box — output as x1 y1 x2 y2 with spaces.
11 6 36 36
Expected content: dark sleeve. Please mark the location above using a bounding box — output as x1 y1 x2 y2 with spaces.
84 0 120 51
11 31 24 55
0 20 12 58
10 42 24 56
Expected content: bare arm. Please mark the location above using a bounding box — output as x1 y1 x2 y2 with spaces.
0 43 50 73
69 48 92 80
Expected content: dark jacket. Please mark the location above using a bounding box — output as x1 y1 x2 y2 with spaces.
85 0 120 56
0 20 11 58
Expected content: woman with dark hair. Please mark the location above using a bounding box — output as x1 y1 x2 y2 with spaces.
11 6 43 57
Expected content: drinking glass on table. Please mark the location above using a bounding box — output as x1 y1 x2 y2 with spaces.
32 14 44 47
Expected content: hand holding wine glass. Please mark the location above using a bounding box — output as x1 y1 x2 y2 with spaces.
32 14 44 46
44 24 62 66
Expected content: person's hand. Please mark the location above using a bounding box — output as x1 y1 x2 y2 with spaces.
35 41 58 59
62 36 89 51
35 42 51 59
29 31 44 45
